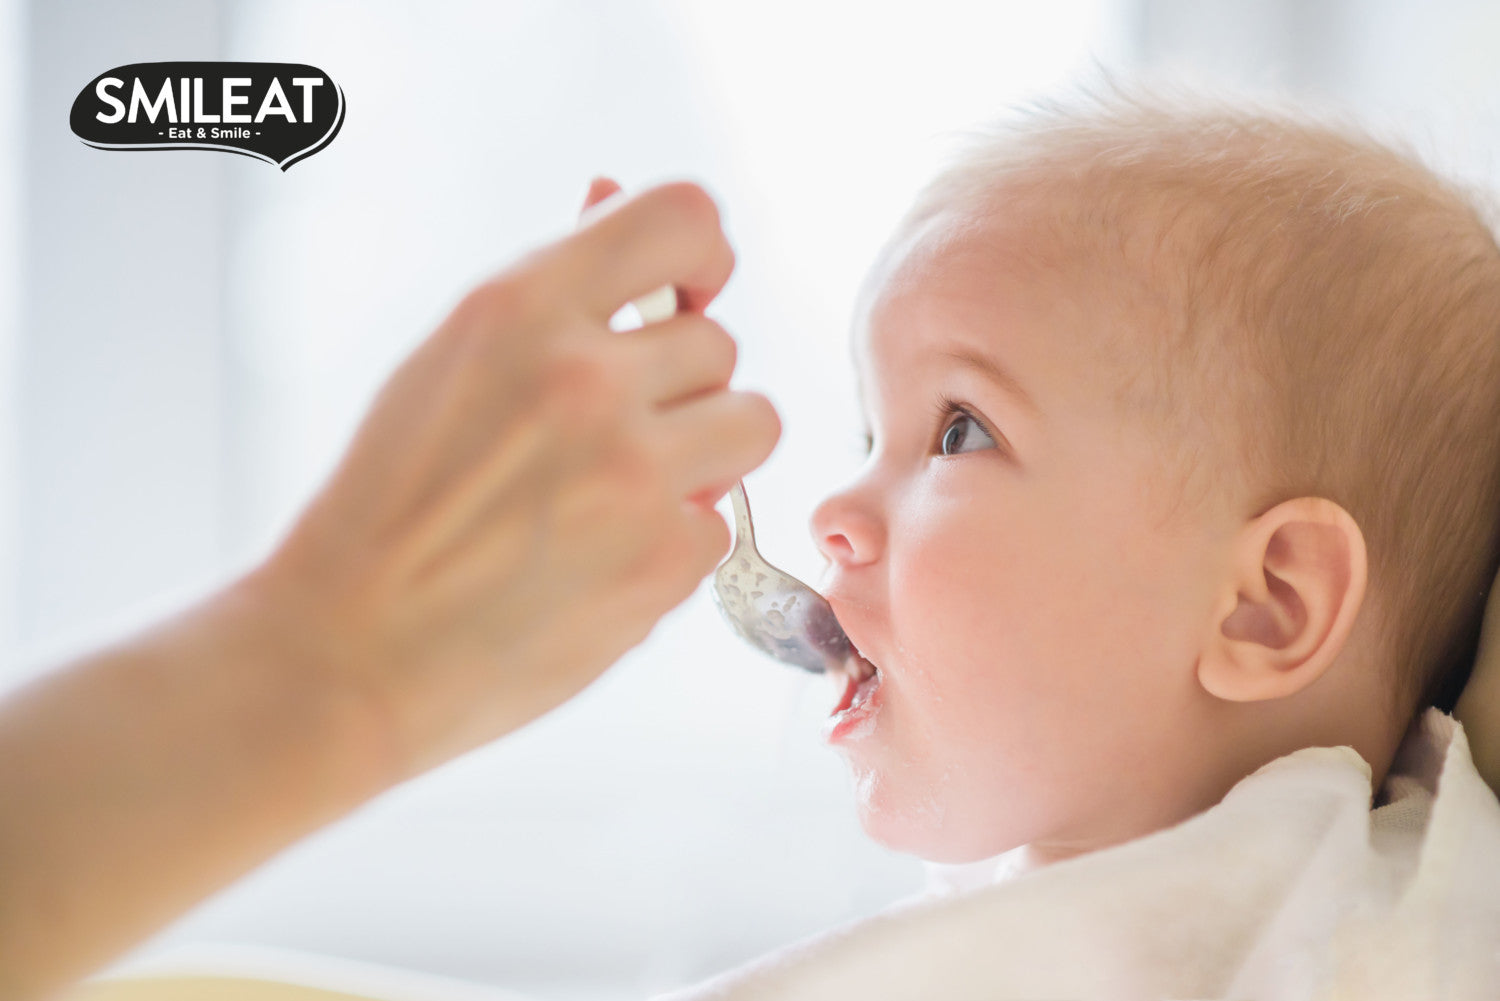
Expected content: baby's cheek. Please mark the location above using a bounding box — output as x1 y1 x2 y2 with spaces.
887 559 1014 755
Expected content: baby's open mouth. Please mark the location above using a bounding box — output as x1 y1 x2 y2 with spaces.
829 643 882 720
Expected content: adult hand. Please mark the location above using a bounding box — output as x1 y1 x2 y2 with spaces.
254 180 781 778
0 179 781 1001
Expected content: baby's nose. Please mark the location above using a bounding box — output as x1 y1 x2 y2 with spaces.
810 488 884 570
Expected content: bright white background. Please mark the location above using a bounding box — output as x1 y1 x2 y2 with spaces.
6 2 1500 1000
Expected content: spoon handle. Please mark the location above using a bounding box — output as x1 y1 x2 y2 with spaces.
727 480 756 555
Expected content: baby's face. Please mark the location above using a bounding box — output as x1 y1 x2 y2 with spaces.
811 202 1231 865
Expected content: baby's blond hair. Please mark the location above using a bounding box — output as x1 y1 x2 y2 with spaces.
900 85 1500 732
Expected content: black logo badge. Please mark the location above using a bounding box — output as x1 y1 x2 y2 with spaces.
70 62 345 171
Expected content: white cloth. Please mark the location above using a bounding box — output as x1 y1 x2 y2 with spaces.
656 708 1500 1000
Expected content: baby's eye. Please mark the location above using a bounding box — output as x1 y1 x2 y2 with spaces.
937 404 996 456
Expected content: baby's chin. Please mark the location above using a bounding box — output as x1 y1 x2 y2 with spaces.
851 767 1021 864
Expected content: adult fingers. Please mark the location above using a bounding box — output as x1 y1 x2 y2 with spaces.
655 389 781 500
669 503 735 595
545 181 735 321
626 312 738 407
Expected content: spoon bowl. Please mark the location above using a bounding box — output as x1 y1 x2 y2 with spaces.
710 481 851 674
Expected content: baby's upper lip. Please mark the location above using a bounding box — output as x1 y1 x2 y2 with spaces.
825 593 882 682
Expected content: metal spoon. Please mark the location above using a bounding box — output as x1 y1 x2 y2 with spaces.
708 481 852 674
630 285 851 674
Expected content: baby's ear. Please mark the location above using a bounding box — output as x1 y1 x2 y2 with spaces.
1198 497 1368 702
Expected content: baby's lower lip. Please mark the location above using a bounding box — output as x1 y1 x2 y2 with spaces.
822 659 882 744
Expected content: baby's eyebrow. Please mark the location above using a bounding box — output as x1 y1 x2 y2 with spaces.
851 345 1040 445
940 347 1041 417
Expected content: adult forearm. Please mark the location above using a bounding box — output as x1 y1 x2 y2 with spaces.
0 572 396 1000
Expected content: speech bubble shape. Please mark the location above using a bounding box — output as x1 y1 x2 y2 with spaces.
70 61 346 171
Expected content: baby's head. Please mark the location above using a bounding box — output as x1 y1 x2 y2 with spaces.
811 88 1500 868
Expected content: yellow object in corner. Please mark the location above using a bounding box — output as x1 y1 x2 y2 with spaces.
63 977 383 1001
59 947 539 1001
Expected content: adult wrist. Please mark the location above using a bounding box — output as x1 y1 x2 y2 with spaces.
219 554 405 807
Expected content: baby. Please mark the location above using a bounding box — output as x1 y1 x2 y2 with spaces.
806 87 1500 880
